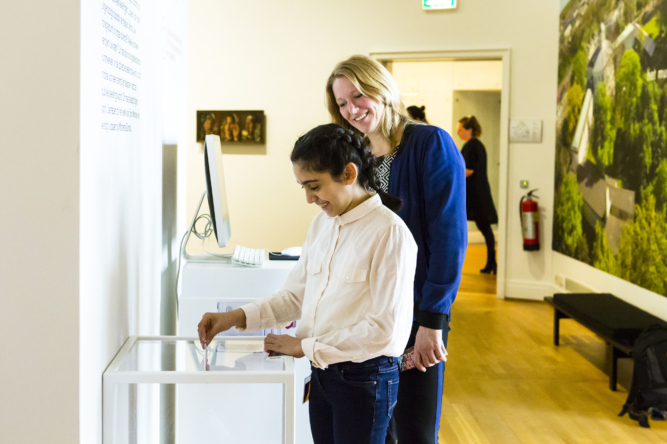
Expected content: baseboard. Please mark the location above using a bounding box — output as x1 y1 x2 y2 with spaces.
504 280 558 301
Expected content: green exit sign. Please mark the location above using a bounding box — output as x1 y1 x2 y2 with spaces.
423 0 457 9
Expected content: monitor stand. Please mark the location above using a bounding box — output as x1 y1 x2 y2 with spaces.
181 190 231 263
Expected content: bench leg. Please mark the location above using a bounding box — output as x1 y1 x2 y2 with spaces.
610 346 619 392
554 309 561 346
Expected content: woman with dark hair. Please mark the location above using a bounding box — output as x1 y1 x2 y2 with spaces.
198 124 417 444
458 115 498 274
326 55 467 444
406 105 428 123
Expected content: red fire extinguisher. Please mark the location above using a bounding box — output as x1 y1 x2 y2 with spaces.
520 189 540 251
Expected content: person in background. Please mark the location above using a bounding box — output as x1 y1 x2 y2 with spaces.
198 124 417 444
458 115 498 274
326 55 467 444
406 105 428 124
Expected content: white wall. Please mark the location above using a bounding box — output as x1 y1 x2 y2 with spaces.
391 60 456 132
80 0 188 442
390 60 502 135
0 1 187 443
188 0 560 299
0 1 80 442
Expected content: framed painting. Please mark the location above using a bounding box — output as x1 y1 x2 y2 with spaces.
197 110 265 144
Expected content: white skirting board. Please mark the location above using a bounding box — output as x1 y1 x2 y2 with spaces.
503 280 559 301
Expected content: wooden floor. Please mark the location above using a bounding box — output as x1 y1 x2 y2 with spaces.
439 245 667 444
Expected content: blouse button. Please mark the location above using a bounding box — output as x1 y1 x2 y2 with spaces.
346 276 349 280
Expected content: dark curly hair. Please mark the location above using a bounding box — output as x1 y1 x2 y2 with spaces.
290 124 402 213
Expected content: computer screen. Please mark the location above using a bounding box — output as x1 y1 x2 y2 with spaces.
204 135 231 248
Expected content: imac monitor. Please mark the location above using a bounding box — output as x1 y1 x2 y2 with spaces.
204 135 232 248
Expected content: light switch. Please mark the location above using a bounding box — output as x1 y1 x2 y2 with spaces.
520 180 529 189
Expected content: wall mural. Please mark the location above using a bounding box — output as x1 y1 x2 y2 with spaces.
555 0 667 296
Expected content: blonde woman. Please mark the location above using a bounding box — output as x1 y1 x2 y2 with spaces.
326 55 467 444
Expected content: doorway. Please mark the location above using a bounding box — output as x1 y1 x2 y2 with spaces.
372 51 511 298
452 89 501 244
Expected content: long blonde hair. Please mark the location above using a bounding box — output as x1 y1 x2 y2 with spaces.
326 55 409 148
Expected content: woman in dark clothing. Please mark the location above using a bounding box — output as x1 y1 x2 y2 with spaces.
457 116 498 274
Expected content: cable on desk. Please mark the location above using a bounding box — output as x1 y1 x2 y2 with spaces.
175 213 232 320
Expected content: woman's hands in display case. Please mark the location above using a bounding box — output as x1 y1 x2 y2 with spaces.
264 334 305 358
198 310 304 359
197 309 247 349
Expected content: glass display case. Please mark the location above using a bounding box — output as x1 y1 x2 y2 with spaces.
103 336 295 444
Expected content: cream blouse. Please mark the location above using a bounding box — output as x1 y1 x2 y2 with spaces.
240 194 417 369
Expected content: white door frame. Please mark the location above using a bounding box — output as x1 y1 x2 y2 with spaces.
370 49 511 299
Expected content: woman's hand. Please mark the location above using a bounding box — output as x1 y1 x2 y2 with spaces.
264 334 305 358
197 309 246 349
413 326 447 372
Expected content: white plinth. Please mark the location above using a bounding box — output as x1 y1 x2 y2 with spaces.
103 336 296 444
177 259 313 444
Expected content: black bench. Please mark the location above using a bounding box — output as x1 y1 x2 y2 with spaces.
545 293 667 391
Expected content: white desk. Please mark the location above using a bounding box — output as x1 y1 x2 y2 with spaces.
103 336 295 444
179 260 297 338
178 259 314 444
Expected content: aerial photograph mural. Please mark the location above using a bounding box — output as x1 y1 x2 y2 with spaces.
555 0 667 296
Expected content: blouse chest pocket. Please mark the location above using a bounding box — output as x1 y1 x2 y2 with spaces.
306 259 322 275
336 267 368 283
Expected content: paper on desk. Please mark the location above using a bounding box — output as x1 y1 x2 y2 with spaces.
218 340 264 352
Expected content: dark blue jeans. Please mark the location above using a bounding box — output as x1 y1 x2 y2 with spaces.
309 356 399 444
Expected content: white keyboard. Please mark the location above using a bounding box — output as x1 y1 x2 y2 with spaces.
232 245 265 267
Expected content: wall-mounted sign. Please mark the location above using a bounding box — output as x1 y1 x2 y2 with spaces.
509 119 542 143
423 0 457 9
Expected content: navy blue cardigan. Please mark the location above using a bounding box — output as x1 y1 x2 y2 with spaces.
388 124 468 329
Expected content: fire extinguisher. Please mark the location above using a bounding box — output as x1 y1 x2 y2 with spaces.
520 189 540 251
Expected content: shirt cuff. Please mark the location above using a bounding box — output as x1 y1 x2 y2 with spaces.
414 308 450 330
239 303 261 332
300 337 327 369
